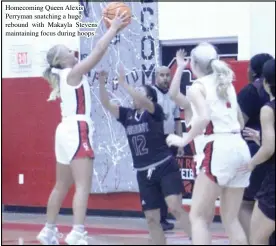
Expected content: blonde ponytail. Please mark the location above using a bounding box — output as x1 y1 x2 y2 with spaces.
211 59 235 100
43 67 60 101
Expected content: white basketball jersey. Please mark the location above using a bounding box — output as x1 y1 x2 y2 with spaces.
152 86 180 135
58 68 92 120
190 74 241 135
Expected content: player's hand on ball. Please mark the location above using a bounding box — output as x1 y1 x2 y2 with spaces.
176 49 189 69
98 70 108 84
166 134 186 148
105 9 129 32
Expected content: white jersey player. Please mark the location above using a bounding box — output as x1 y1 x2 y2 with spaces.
55 68 94 166
167 44 251 245
36 11 128 245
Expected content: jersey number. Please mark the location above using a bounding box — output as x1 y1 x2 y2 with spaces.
132 135 149 156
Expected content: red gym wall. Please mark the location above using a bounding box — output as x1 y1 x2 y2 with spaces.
2 60 249 213
2 78 141 211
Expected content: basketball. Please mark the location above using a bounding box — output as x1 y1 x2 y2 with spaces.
102 2 132 30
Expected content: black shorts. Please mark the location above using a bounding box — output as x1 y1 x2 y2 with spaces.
170 146 179 157
256 168 275 221
136 157 184 211
243 161 273 201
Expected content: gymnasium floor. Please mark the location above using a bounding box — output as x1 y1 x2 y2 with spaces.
2 212 229 245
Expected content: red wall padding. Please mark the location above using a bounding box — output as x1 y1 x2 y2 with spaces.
2 77 141 211
2 61 249 211
229 61 249 93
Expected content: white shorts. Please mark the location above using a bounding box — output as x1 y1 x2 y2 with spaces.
195 133 251 188
55 118 94 165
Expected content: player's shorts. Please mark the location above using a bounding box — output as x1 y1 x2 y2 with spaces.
243 142 273 201
136 157 184 211
195 133 251 188
55 115 95 165
256 166 275 221
243 162 273 201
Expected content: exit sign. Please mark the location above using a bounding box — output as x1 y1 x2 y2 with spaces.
10 44 33 74
16 52 30 66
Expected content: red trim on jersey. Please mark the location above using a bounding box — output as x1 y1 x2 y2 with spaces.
72 121 94 161
200 141 217 183
205 121 214 135
75 85 85 114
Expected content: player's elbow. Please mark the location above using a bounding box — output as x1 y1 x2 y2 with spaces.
262 144 275 159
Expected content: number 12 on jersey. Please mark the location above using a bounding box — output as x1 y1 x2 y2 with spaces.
132 135 149 156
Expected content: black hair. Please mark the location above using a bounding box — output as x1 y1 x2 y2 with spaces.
250 53 273 80
143 84 165 120
263 59 275 97
144 85 158 103
50 64 63 69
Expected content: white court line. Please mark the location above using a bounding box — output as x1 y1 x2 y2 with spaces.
18 174 24 185
18 237 24 245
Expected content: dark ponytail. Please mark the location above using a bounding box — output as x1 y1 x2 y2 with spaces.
144 85 158 103
250 53 273 80
263 59 275 97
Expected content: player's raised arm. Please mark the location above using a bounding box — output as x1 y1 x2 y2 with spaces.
167 82 210 148
68 10 129 86
99 71 120 119
169 50 190 110
118 65 156 114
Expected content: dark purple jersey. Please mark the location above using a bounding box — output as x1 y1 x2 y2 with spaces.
238 78 270 156
117 103 172 169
